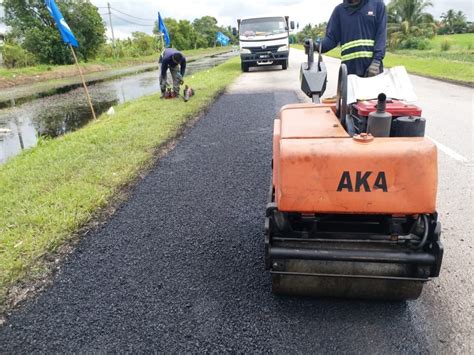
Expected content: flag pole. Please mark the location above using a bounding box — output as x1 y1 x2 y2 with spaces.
69 44 97 120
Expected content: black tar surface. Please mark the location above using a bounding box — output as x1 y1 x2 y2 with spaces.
0 90 430 353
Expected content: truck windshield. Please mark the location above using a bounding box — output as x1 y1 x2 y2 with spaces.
240 17 287 37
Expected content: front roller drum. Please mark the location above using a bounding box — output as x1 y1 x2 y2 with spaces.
272 274 423 301
269 258 426 300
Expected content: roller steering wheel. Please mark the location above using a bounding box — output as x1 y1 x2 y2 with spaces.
305 40 323 70
336 64 348 125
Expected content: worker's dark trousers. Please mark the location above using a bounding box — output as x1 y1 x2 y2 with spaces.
160 66 180 94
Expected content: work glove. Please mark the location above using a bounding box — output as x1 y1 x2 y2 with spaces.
176 73 184 85
303 38 321 54
366 59 381 77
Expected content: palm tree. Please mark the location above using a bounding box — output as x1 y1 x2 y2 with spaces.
440 10 468 34
387 0 436 48
388 0 433 25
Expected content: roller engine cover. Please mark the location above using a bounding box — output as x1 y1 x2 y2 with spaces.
274 104 437 214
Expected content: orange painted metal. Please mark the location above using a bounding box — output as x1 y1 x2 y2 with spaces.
279 104 348 139
273 118 281 189
273 104 438 214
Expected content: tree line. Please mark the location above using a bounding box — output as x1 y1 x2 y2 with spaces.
157 16 236 50
0 1 235 68
1 0 471 69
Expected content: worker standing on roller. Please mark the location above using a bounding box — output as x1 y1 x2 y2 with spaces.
316 0 387 77
159 48 187 98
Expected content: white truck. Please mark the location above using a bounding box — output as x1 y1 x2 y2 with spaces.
236 16 295 72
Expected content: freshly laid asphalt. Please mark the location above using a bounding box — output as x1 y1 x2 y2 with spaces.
0 50 472 353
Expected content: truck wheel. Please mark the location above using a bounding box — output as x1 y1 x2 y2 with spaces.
241 62 249 72
282 60 288 70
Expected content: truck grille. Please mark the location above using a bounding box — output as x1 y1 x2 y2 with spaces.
248 45 281 53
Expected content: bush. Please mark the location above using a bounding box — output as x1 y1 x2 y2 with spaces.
1 43 37 68
23 27 72 65
3 0 105 64
440 40 451 51
399 37 431 50
97 33 161 60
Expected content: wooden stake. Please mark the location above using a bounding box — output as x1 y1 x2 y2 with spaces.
160 32 165 52
69 44 97 120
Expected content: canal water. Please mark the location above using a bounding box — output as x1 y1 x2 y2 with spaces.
0 51 237 164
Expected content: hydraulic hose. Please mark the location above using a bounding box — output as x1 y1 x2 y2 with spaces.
409 215 429 250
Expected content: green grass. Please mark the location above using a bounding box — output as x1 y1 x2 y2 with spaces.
0 56 241 307
291 43 474 84
0 64 68 79
391 49 474 63
430 33 474 51
0 47 231 80
91 47 231 66
383 52 474 83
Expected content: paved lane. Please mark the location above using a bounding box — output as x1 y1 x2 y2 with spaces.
0 50 472 353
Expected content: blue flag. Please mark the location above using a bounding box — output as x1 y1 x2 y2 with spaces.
158 12 170 47
44 0 78 47
216 32 230 46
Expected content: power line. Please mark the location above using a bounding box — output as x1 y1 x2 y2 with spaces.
110 7 156 22
110 12 155 27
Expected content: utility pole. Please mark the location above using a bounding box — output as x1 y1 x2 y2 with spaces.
107 2 116 57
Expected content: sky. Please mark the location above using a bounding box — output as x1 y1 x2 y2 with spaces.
0 0 473 39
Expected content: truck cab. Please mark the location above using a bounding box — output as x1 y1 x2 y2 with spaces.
237 16 294 72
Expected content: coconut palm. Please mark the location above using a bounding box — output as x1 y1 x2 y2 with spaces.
387 0 436 48
440 10 468 34
388 0 434 25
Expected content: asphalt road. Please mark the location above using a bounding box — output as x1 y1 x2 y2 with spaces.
0 50 472 353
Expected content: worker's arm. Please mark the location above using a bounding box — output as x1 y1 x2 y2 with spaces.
373 1 387 62
160 59 169 79
180 57 186 77
320 9 341 53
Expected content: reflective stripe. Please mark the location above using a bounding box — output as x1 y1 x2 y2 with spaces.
341 51 374 62
341 39 375 52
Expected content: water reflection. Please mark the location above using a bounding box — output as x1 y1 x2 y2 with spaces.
0 51 236 164
0 116 37 164
35 92 119 137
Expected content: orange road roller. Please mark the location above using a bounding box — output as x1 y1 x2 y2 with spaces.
265 42 443 300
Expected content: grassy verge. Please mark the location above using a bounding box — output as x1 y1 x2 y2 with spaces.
0 56 241 307
0 47 231 82
291 44 473 84
430 33 473 50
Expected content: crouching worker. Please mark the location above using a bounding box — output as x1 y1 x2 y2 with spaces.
159 48 187 98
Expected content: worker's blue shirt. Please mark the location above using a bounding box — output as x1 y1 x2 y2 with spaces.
160 48 186 78
322 0 387 76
